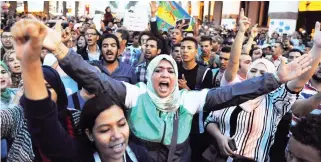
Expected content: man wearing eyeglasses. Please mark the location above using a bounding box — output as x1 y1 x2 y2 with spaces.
82 27 101 61
1 27 14 60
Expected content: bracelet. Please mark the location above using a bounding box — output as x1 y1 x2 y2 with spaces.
53 44 65 57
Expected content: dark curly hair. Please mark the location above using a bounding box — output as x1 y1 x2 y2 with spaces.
291 114 321 157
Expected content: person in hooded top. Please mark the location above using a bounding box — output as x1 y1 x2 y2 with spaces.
103 7 114 27
13 18 313 162
3 50 22 88
9 18 151 162
0 61 18 161
0 61 17 109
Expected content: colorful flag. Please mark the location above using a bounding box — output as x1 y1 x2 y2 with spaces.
156 1 194 31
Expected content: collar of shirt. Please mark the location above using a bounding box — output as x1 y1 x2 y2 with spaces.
86 44 101 54
98 59 122 75
306 80 320 92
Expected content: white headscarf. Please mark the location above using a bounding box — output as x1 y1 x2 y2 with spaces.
246 58 276 77
240 58 277 112
146 54 180 112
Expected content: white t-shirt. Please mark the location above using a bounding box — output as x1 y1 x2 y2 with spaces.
220 71 245 86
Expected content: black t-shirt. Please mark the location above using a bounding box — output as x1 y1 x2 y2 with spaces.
178 63 213 90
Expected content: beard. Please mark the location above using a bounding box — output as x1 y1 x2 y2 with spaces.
102 51 118 64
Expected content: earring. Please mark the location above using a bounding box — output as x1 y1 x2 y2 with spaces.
88 136 94 142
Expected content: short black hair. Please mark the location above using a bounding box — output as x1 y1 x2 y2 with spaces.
275 41 285 50
116 29 130 46
1 26 11 37
80 91 127 152
181 37 198 49
132 31 140 38
146 37 163 51
100 34 120 49
173 28 183 36
221 46 231 53
291 114 321 157
138 31 152 45
172 43 181 51
200 36 213 45
288 48 303 56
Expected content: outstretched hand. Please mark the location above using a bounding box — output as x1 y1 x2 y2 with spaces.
11 18 47 62
250 24 258 38
238 8 251 33
276 54 312 83
42 20 63 53
150 1 158 17
313 21 321 48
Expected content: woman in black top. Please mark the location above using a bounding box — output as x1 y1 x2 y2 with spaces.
13 17 151 162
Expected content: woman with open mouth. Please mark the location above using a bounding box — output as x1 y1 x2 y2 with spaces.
3 50 22 88
0 61 16 109
13 18 312 162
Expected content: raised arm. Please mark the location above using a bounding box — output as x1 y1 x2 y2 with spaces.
292 92 321 118
224 9 250 82
41 19 126 101
204 73 280 110
193 16 199 37
242 24 258 55
287 22 321 92
203 53 312 111
11 19 81 159
150 1 159 36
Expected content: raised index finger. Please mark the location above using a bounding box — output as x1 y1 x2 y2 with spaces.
240 8 244 18
315 21 320 34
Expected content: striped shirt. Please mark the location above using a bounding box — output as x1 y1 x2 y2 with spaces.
205 85 299 162
291 81 321 126
135 61 147 84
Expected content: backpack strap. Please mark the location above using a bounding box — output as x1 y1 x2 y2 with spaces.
167 110 179 162
212 68 220 87
72 92 81 110
195 65 210 90
195 65 211 134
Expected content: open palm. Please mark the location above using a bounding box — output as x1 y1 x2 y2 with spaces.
313 22 321 48
150 1 158 15
43 20 63 52
277 54 312 83
239 8 251 33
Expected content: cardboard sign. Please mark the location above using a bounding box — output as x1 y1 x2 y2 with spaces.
123 10 149 31
28 1 44 12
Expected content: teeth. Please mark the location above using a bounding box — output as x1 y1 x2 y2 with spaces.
113 143 122 149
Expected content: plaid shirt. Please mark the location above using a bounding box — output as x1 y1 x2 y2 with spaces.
120 46 142 67
291 81 321 126
135 61 147 83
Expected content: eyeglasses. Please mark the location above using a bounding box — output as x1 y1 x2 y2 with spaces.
2 35 12 39
85 33 97 37
174 50 179 52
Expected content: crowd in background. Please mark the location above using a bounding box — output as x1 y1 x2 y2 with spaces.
1 2 321 162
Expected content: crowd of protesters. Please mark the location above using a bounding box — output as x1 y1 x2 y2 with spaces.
1 2 321 162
